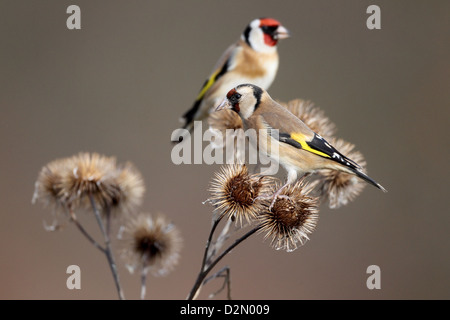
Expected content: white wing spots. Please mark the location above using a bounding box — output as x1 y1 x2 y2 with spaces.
333 151 352 166
315 134 333 149
332 152 342 160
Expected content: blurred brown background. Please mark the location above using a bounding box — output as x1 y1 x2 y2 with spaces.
1 0 449 300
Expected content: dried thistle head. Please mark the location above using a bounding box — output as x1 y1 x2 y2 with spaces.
59 152 118 209
314 138 367 209
34 153 145 216
32 158 69 208
209 164 273 226
121 213 182 276
258 179 319 252
207 109 247 160
108 162 145 215
279 99 336 139
208 109 243 134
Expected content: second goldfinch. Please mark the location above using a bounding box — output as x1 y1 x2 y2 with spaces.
216 84 387 197
178 18 289 140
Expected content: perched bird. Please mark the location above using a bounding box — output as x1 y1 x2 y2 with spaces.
216 84 387 203
178 18 289 140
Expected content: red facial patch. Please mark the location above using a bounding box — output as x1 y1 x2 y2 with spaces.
259 18 281 46
264 33 277 46
259 18 280 28
227 88 237 99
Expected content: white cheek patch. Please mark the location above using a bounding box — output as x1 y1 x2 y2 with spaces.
239 103 254 119
249 28 277 54
237 93 258 119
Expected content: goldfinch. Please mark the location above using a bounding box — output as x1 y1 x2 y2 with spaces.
216 84 387 199
178 18 289 140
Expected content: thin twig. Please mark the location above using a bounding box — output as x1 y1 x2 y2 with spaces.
207 219 233 266
68 208 106 253
187 224 262 300
204 266 232 300
188 216 222 299
105 206 112 238
140 259 148 300
89 195 125 300
200 217 222 272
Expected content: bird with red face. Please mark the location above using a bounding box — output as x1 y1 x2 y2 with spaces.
216 84 387 206
178 18 289 139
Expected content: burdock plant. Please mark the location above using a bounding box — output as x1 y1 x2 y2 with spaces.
258 178 319 252
32 96 376 300
313 137 367 208
120 213 182 299
186 164 320 299
32 152 181 300
208 164 273 226
187 98 376 300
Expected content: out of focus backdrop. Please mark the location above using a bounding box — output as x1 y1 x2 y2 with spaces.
1 0 449 299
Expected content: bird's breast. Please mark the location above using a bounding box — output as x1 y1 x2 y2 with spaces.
233 49 279 85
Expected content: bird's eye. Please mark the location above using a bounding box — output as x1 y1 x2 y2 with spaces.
261 25 278 35
230 93 241 104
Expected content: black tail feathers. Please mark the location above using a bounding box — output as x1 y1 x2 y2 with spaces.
350 166 387 193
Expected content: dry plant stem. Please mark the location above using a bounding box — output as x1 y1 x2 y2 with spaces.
189 217 221 299
204 266 232 300
207 219 233 266
140 259 148 300
187 216 223 300
68 208 106 253
89 194 125 300
187 224 262 300
200 217 222 274
105 209 112 238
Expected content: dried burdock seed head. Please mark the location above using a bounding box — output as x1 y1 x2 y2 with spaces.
209 164 273 226
314 138 367 209
279 99 336 139
207 109 247 160
121 213 182 276
60 152 118 208
34 153 145 216
108 162 145 215
32 158 69 208
208 109 243 134
259 179 319 252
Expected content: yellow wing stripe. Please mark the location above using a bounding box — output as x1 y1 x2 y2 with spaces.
195 68 221 101
290 133 331 158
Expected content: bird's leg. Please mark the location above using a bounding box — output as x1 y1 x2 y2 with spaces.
255 172 306 209
268 171 305 210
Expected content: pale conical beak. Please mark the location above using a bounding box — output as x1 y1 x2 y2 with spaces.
215 98 231 111
275 25 290 40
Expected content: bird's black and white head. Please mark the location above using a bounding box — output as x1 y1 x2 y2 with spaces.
242 18 290 53
216 84 266 120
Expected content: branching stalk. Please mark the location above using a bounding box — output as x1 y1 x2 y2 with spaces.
187 224 262 300
68 207 106 253
89 194 125 300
